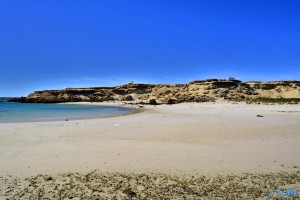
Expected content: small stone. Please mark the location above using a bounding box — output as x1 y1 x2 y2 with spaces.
137 185 145 191
123 188 137 197
45 176 53 181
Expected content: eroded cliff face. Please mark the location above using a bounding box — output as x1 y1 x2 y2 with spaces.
9 80 300 104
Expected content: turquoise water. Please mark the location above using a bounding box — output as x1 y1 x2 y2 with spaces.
0 100 136 123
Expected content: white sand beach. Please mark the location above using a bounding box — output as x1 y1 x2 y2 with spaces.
0 102 299 177
1 102 300 199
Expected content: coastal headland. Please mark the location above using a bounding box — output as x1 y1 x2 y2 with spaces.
8 79 300 104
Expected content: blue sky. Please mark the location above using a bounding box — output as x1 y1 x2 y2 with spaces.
0 0 299 96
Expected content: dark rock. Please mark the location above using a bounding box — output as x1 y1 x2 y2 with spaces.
219 93 227 98
45 176 53 181
122 95 133 101
191 191 199 196
7 97 28 103
122 188 137 197
253 84 276 90
149 99 157 105
167 98 176 104
257 115 264 117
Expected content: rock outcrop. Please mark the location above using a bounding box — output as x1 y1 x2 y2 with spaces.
8 80 300 104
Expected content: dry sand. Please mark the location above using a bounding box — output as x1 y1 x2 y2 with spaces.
0 102 300 199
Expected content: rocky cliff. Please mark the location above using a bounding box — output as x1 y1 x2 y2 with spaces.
8 80 300 104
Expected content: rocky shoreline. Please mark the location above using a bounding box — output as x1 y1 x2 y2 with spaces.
1 171 299 199
8 79 300 104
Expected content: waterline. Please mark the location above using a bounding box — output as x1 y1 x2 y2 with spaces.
0 101 136 123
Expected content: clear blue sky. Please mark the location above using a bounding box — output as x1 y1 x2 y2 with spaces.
0 0 299 96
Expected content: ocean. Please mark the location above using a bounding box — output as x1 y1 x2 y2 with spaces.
0 98 136 123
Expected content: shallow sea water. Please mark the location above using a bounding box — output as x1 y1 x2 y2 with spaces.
0 100 135 123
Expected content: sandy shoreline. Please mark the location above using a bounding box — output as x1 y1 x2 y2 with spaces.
0 102 300 198
0 102 300 176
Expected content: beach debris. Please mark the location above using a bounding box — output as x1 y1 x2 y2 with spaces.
1 171 300 199
114 123 120 127
256 115 264 117
65 119 69 121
